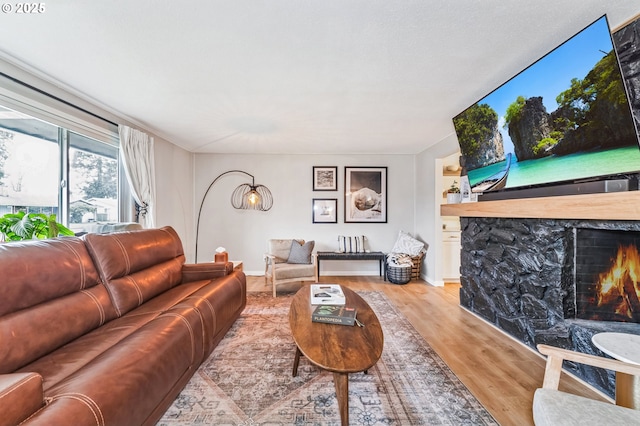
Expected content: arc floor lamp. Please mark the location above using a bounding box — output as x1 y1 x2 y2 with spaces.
195 170 273 263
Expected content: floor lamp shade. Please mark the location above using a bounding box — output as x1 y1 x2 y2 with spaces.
231 183 273 211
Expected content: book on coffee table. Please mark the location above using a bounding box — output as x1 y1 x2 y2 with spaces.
310 284 345 305
312 305 357 326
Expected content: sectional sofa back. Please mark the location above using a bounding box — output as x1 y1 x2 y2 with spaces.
84 226 186 317
0 237 117 373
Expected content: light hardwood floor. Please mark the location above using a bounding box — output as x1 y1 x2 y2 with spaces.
247 274 608 426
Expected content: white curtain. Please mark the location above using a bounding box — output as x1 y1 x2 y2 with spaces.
118 125 156 228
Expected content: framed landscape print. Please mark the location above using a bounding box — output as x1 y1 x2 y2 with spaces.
344 166 387 223
312 198 338 223
313 166 338 191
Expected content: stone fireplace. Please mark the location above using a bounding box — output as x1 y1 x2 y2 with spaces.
459 216 640 398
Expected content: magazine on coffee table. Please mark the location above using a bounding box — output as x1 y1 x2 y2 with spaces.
310 284 345 305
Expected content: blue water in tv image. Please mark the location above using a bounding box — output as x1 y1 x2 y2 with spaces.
453 15 640 194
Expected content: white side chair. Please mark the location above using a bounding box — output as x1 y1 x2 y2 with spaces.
533 344 640 426
264 239 316 297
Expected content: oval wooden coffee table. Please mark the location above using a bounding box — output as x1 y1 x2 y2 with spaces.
289 284 384 426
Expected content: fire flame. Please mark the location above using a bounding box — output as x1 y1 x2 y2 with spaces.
596 244 640 320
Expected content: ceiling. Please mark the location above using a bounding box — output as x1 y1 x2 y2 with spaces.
0 1 638 155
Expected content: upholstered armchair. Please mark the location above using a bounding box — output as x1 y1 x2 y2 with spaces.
533 344 640 425
264 239 316 297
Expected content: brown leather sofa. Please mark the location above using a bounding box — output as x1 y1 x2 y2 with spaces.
0 226 246 426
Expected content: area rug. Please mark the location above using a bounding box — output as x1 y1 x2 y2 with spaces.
157 291 498 425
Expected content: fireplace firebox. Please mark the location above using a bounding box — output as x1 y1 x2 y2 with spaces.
576 229 640 323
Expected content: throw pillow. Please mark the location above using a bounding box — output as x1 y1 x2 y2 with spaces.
338 235 366 253
287 240 315 264
391 230 425 256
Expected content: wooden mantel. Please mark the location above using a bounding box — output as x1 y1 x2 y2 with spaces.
440 191 640 220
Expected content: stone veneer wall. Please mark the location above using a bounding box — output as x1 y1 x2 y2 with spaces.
459 217 640 397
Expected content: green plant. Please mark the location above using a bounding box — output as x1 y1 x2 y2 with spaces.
447 181 460 193
0 212 74 241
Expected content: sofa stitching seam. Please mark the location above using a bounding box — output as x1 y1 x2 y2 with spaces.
58 239 88 290
48 393 104 425
163 313 196 364
80 289 106 325
125 275 144 307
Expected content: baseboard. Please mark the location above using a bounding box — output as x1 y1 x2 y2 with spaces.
425 278 445 287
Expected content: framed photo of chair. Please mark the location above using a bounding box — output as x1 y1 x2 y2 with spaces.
344 166 387 223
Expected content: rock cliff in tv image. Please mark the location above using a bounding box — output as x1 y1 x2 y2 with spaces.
455 49 638 168
452 103 505 170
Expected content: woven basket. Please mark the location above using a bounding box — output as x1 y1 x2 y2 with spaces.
387 264 411 284
411 250 426 280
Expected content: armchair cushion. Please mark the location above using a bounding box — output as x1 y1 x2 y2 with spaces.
269 239 295 263
271 263 316 280
533 388 639 426
533 344 640 426
287 240 315 264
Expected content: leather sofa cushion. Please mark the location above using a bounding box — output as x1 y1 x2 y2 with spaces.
18 274 245 392
0 285 116 374
23 309 203 426
0 373 43 426
0 237 101 317
0 238 116 373
85 226 186 316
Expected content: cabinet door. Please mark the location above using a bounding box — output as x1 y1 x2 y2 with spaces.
442 235 461 279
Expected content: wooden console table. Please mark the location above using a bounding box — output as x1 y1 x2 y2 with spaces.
316 251 386 281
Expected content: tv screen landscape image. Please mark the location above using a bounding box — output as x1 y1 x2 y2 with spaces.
453 15 640 196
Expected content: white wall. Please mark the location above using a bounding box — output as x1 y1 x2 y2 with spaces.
153 138 195 258
194 153 416 275
414 133 460 285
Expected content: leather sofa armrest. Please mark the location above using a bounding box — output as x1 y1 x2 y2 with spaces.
182 262 233 282
0 373 44 426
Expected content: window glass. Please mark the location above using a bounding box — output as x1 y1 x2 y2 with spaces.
0 107 59 217
69 132 118 229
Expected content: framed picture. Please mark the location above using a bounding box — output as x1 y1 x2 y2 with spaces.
344 166 387 223
312 198 338 223
313 166 338 191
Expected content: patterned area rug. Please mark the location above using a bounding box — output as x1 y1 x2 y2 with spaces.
157 291 498 425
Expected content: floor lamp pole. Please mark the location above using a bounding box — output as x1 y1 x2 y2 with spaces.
194 170 254 263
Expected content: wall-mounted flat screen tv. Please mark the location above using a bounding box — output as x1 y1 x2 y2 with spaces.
452 15 640 198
